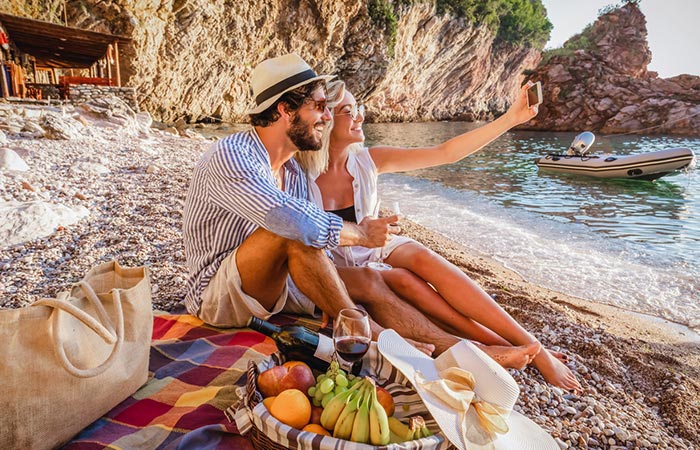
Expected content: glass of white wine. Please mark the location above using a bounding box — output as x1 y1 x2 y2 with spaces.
364 201 400 271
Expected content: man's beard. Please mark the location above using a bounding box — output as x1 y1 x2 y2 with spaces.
288 112 322 151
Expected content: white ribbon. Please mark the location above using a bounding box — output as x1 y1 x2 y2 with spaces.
417 367 511 449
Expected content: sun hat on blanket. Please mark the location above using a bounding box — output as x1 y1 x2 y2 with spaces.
378 330 558 450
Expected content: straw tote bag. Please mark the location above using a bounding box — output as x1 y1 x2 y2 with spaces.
0 261 153 450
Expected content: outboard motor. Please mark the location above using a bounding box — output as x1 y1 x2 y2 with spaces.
567 131 595 156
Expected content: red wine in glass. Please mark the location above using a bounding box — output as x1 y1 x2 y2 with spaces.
334 336 370 363
333 308 371 364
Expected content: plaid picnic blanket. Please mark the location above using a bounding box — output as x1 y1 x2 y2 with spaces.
63 313 303 450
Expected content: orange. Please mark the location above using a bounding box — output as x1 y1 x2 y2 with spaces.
302 423 331 436
282 361 312 372
269 389 311 429
262 396 276 411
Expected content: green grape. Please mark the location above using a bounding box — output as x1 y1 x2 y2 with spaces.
329 360 339 373
319 377 335 394
316 373 327 383
333 386 348 396
335 373 348 388
314 388 324 402
312 397 322 407
307 386 316 397
321 391 335 408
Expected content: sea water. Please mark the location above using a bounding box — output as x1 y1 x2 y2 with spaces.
364 122 700 328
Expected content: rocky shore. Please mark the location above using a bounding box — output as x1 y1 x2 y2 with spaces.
521 3 700 136
1 102 698 449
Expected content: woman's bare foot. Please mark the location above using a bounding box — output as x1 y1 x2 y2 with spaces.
477 341 542 370
533 349 582 393
549 349 569 363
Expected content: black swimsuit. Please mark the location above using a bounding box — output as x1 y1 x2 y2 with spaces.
328 205 357 223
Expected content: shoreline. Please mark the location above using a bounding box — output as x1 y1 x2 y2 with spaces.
1 103 698 449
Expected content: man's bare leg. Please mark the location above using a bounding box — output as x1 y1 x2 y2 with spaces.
337 267 541 369
236 228 356 316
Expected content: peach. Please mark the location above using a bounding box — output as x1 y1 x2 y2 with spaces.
376 386 395 417
309 405 323 425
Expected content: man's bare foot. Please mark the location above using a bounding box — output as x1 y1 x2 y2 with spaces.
477 341 541 370
533 349 582 393
407 338 435 356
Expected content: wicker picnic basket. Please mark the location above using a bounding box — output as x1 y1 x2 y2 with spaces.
246 358 292 450
236 351 451 450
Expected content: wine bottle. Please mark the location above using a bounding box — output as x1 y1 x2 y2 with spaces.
248 317 362 374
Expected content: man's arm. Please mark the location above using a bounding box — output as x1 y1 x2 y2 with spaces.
206 138 342 249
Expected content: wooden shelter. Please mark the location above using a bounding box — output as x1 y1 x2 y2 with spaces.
0 12 130 100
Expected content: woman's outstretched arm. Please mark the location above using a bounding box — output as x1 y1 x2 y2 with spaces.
370 82 538 174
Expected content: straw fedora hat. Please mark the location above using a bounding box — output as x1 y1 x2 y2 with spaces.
247 53 335 115
378 330 558 450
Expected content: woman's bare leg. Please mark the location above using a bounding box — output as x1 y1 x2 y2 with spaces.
385 244 581 392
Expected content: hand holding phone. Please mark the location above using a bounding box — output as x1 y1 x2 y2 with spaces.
526 81 543 108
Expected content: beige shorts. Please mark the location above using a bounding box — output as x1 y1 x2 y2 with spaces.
198 248 317 328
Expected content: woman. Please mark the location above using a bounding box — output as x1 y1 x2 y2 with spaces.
296 80 581 392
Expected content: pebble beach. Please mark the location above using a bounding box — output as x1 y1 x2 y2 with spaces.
1 100 698 449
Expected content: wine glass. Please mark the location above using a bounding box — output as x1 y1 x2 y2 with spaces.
333 308 371 364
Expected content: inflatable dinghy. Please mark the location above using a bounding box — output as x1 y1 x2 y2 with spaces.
535 132 696 181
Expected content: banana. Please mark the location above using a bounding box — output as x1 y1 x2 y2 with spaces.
334 407 358 440
368 380 391 445
409 416 432 439
389 430 406 444
388 416 414 442
350 383 371 443
333 383 365 440
320 379 364 430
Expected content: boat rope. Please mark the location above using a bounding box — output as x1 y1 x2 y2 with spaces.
605 109 700 137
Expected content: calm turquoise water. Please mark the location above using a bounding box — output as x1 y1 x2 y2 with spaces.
364 122 700 327
203 122 700 327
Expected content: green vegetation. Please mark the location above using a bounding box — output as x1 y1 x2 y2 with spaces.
598 0 641 16
540 0 640 64
368 0 399 56
367 0 552 54
540 23 593 64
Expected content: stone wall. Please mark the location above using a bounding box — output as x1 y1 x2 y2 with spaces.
68 85 139 112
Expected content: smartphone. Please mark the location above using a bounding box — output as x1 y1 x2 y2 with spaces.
527 81 543 107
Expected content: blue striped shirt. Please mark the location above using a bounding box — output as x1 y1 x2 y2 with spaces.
182 129 343 315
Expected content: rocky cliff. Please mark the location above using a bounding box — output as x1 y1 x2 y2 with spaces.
3 0 539 123
521 3 700 136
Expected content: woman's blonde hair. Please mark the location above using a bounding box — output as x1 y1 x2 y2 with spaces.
295 79 347 175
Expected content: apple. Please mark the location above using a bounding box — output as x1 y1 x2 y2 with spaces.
279 364 315 394
258 365 288 398
376 386 395 417
258 362 315 398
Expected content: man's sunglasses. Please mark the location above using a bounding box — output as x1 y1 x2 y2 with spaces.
305 97 328 113
335 104 365 121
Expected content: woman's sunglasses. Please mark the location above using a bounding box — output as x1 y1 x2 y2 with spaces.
335 104 365 121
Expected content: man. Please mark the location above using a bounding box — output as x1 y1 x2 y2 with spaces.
182 53 541 368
